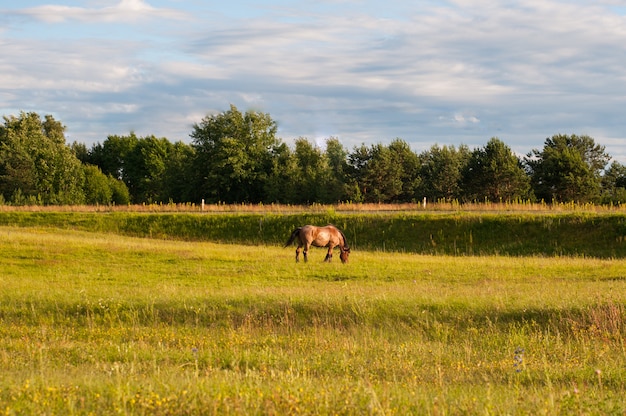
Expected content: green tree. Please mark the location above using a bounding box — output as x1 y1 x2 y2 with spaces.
291 138 333 203
83 165 113 204
71 141 90 164
462 138 531 202
601 161 626 204
526 134 610 202
0 112 85 204
417 144 470 202
124 135 172 203
325 137 350 202
162 141 196 203
190 105 283 203
347 143 403 203
345 144 369 202
82 164 131 206
87 133 192 203
87 133 139 182
264 142 296 203
108 175 131 205
387 139 421 202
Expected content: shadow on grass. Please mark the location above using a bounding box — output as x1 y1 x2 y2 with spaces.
4 298 623 342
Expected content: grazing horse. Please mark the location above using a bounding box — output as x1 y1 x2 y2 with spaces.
284 224 351 263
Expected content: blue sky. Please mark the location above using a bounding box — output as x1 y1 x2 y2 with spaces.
2 0 626 161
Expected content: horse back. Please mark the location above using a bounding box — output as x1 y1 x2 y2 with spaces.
288 224 347 249
309 224 343 248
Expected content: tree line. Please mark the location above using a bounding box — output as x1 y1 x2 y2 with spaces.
1 106 625 206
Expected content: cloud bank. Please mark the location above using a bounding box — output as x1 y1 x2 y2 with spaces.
1 0 626 161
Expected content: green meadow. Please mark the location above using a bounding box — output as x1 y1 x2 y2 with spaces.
1 212 626 414
0 209 625 257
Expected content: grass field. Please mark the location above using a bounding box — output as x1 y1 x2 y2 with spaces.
1 226 626 414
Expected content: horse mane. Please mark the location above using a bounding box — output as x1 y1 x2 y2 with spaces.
329 224 349 249
338 229 349 249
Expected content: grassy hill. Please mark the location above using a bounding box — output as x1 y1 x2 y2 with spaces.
0 210 624 257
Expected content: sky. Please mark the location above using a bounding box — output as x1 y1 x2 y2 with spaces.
1 0 626 162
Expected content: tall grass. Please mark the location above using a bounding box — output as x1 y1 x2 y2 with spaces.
0 199 625 213
1 227 625 414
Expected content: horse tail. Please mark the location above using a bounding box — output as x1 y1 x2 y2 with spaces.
284 227 302 247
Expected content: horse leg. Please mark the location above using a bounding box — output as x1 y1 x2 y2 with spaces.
303 243 310 262
295 246 301 262
325 247 333 262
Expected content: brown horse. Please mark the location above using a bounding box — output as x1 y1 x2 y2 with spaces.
284 224 351 263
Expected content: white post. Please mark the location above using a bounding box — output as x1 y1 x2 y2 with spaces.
201 199 205 211
423 197 427 209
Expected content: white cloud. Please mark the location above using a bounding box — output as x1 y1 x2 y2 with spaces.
453 114 480 124
16 0 188 23
0 39 147 94
1 0 626 161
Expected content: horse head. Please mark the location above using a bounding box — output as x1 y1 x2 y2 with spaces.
340 246 350 263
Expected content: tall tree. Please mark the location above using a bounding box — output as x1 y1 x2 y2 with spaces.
264 142 296 203
345 144 369 202
190 105 282 203
88 133 139 182
601 161 626 204
418 144 470 202
387 138 421 202
325 137 350 202
292 138 329 204
525 134 610 202
87 133 189 203
462 138 531 202
347 143 403 203
162 141 196 203
124 135 172 203
0 112 85 204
